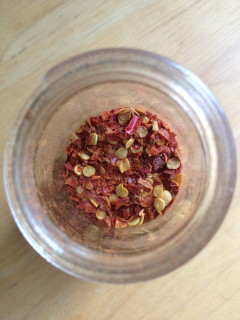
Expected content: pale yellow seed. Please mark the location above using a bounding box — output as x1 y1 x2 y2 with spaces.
104 196 111 207
135 126 148 138
99 166 106 175
138 215 145 225
73 164 82 176
142 116 149 124
130 145 143 154
116 183 129 198
156 139 165 146
153 184 164 198
154 198 166 214
88 133 98 145
135 106 146 114
167 158 181 170
138 209 145 225
76 186 83 194
152 173 162 183
89 198 98 208
118 158 130 173
108 140 118 145
152 121 159 132
96 209 106 220
173 173 183 185
162 190 172 205
146 177 153 184
128 217 140 226
116 107 132 114
109 194 119 202
136 138 144 145
118 109 132 124
125 138 135 149
85 181 93 190
83 165 96 177
141 191 149 199
115 147 128 159
78 151 90 160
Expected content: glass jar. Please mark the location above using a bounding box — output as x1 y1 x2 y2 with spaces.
4 48 236 283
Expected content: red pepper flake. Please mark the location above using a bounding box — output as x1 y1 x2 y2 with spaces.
138 177 153 191
125 115 141 135
152 156 165 171
62 107 182 229
115 217 128 228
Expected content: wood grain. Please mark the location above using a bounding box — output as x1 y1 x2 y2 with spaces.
1 1 240 319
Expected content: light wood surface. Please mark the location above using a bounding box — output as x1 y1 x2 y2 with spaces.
1 1 240 319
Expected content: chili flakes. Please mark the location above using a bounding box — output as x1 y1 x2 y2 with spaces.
63 107 182 228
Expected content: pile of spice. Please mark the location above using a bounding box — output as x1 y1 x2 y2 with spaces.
63 107 182 228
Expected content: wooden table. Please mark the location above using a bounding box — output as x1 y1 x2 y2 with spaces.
1 1 240 319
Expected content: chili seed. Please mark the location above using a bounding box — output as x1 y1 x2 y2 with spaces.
116 183 129 198
154 198 166 214
138 216 145 225
96 209 106 220
135 126 148 138
142 116 149 124
78 151 90 160
88 133 98 145
146 177 153 184
152 173 162 183
115 147 128 159
135 106 146 114
140 190 149 199
152 121 159 132
130 145 143 154
104 196 111 207
153 184 163 198
162 190 172 205
125 138 135 149
166 158 181 169
138 209 145 225
76 186 83 194
118 109 132 124
156 139 165 146
118 158 130 173
116 107 132 114
128 217 140 226
136 138 144 145
173 173 183 185
89 198 98 207
85 181 93 190
108 140 118 145
99 166 106 174
73 164 82 176
109 194 119 202
83 165 96 177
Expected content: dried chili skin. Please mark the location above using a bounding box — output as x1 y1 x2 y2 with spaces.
63 107 182 228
